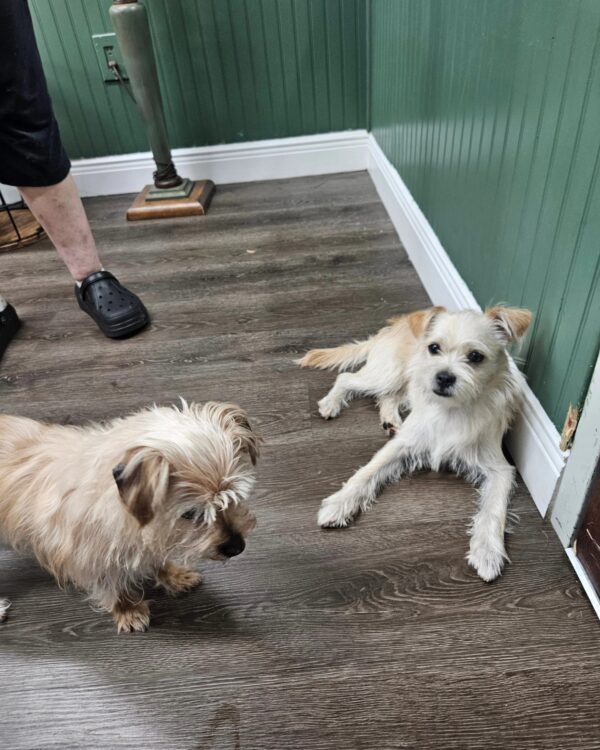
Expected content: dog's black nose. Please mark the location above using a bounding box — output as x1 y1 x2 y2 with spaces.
218 533 246 558
436 370 456 389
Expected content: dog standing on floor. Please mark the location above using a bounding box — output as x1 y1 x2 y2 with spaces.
298 305 532 582
0 401 260 632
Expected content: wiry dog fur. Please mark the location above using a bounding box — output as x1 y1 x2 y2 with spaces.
298 305 532 582
0 401 260 632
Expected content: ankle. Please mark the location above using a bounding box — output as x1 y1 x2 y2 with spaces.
75 267 105 287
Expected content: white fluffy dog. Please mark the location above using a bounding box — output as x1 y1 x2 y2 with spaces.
298 305 532 582
0 401 260 632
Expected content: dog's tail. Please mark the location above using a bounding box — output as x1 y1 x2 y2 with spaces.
296 339 373 371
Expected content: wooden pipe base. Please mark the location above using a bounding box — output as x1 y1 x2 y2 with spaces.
126 180 215 221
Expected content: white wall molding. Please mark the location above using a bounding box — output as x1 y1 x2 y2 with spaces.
68 130 370 197
367 133 566 515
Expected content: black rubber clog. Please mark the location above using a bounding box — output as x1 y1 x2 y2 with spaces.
75 270 149 339
0 303 21 360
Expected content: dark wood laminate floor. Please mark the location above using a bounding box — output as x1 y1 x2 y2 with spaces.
1 173 599 750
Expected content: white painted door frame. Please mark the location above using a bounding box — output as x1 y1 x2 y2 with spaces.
550 348 600 619
551 349 600 546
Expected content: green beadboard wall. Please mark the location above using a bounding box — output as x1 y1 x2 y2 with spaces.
370 0 600 430
29 0 367 158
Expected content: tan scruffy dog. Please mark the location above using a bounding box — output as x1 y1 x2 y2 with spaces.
298 305 532 583
0 401 260 633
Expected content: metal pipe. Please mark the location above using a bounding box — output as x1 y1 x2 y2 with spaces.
109 0 182 188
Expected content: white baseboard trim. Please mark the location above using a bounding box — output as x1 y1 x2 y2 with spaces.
367 133 566 516
69 130 369 197
565 548 600 621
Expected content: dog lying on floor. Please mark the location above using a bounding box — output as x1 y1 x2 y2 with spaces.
298 305 532 582
0 401 260 632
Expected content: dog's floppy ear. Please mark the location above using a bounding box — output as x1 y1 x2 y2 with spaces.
407 306 446 338
220 404 262 465
113 448 170 526
485 306 532 343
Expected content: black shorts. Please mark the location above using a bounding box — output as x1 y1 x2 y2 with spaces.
0 0 70 187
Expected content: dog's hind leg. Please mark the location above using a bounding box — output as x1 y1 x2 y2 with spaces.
377 392 404 435
157 561 203 595
467 460 515 582
318 436 410 527
317 370 375 419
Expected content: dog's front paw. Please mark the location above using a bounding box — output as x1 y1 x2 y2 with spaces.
159 564 203 596
467 544 507 582
113 601 151 634
318 490 357 528
318 395 342 420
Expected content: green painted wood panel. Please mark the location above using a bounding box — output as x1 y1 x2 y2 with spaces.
29 0 367 158
370 0 600 430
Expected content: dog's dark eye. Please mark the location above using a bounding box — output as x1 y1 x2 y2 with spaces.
428 343 441 355
467 350 485 364
180 509 197 521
